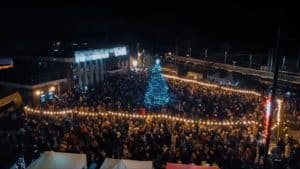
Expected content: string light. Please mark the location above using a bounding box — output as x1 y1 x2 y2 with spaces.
268 99 283 132
271 124 278 131
24 106 258 127
277 99 283 127
163 74 261 97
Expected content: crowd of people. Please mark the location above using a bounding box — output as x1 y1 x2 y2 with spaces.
18 72 300 169
167 79 262 120
40 72 263 122
47 72 148 112
22 113 262 169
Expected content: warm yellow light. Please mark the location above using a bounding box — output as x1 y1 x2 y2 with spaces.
24 106 262 127
49 86 55 92
277 99 283 125
163 74 261 96
132 60 138 67
35 90 41 96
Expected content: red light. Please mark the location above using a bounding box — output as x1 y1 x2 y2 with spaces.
264 97 272 138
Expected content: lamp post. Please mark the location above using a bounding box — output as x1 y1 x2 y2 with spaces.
132 59 138 72
249 54 253 68
35 90 43 105
224 51 227 64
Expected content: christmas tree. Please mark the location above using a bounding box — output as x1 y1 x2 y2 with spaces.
144 59 170 108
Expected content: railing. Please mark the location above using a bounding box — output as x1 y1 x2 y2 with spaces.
171 56 300 85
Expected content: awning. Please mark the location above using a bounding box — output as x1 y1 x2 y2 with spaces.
166 162 219 169
99 158 152 169
26 151 87 169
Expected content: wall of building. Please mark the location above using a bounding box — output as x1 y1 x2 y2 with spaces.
72 55 129 92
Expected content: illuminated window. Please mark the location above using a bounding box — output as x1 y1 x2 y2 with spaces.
48 92 54 100
40 94 46 103
75 46 127 63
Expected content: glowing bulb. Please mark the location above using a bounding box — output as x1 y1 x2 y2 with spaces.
35 90 41 96
132 60 138 67
49 86 55 92
155 58 160 65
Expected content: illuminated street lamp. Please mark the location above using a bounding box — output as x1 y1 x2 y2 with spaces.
35 90 41 96
132 59 138 71
49 86 55 92
137 52 142 57
132 60 138 67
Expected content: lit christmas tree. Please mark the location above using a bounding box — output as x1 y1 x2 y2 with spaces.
144 59 170 108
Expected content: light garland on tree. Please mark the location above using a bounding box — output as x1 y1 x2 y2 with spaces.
24 106 259 127
144 59 170 108
162 74 262 97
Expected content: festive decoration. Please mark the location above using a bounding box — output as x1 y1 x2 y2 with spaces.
271 99 283 131
163 74 261 97
264 97 272 136
144 59 170 108
276 99 282 127
24 106 259 127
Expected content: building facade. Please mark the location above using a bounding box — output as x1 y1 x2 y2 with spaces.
72 46 129 91
0 46 129 104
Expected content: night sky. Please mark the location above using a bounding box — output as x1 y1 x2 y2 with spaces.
0 2 299 55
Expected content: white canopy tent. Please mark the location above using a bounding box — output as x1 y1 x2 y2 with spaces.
99 158 153 169
26 151 87 169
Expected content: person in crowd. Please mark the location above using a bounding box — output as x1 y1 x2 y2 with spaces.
22 113 266 169
20 72 299 169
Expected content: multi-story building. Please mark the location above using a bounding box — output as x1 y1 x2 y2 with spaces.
0 46 129 104
72 46 129 91
0 58 13 70
0 57 22 114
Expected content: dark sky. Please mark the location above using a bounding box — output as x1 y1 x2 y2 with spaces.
0 2 299 54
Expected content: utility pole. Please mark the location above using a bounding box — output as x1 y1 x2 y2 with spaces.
264 26 281 169
137 42 139 57
249 54 253 68
297 50 300 69
282 56 286 68
224 51 227 64
137 42 141 66
175 39 179 57
297 54 300 69
267 48 274 72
